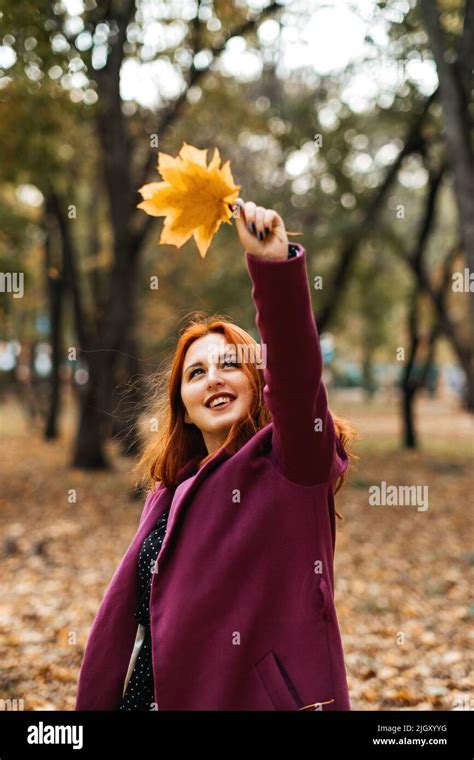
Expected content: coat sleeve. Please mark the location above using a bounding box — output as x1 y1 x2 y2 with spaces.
245 243 343 486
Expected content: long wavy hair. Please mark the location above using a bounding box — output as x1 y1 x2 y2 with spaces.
134 313 359 516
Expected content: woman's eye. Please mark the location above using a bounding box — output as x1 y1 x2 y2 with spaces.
189 361 239 378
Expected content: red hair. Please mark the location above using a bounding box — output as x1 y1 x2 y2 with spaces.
134 312 359 514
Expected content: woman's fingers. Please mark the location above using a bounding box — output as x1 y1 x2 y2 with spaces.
233 198 255 248
242 201 257 234
263 208 278 237
233 199 279 239
254 207 266 240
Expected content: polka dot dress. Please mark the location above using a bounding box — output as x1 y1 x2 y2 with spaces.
119 507 171 711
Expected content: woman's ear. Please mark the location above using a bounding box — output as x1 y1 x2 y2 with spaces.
184 409 192 424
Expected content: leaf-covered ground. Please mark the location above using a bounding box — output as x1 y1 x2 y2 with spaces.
0 394 472 710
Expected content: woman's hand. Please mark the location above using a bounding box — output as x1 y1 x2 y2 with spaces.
232 197 289 261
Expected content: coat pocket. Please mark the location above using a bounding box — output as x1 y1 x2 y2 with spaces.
254 650 303 710
318 575 332 620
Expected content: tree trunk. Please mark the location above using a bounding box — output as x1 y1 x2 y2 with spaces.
361 345 377 399
400 295 440 450
72 352 109 469
401 290 420 449
44 195 64 440
402 387 417 449
420 0 474 409
47 190 111 468
73 387 109 468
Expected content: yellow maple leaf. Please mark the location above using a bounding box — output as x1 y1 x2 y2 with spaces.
137 142 241 258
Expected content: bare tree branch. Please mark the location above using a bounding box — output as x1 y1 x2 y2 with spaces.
408 164 446 274
393 165 470 375
315 88 438 331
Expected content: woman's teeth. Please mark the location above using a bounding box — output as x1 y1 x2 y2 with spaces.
208 396 235 409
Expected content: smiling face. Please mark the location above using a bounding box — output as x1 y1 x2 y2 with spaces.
181 332 254 455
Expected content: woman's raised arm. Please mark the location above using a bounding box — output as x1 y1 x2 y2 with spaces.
234 198 339 486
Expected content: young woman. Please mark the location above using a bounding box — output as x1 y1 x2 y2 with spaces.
75 198 357 711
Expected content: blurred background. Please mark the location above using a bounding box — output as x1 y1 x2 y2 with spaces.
0 0 472 711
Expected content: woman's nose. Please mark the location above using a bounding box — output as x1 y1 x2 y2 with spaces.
207 366 224 384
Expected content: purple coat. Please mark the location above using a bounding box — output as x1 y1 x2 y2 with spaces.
75 244 350 711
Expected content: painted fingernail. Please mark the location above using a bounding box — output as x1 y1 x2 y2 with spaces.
265 226 270 235
251 223 257 234
258 231 264 241
247 223 253 233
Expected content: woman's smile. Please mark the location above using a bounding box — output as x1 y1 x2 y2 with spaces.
206 397 236 411
205 392 237 410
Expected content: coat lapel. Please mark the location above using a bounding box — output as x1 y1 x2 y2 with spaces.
156 446 232 570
